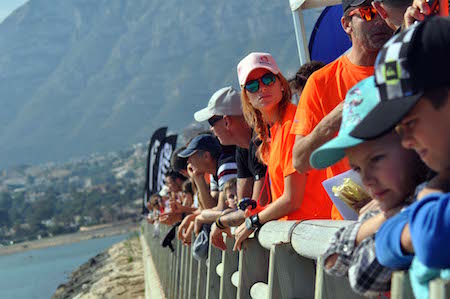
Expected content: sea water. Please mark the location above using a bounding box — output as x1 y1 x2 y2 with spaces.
0 234 130 299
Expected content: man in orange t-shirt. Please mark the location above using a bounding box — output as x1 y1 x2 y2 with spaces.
290 0 394 219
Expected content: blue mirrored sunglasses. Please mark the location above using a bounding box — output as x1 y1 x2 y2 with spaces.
244 72 276 93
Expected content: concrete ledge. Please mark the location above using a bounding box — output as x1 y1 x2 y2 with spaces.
140 233 166 299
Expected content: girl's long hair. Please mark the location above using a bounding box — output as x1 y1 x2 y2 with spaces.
241 71 292 163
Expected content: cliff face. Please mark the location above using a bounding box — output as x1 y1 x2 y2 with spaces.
0 0 321 168
52 236 145 299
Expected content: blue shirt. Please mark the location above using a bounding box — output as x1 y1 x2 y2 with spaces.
375 192 450 269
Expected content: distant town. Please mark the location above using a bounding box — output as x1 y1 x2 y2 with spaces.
0 143 147 245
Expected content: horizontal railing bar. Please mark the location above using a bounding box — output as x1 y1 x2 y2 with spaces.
291 220 353 259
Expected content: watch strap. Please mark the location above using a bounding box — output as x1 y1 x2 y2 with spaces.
251 213 262 228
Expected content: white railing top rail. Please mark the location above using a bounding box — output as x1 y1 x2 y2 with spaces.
257 219 354 258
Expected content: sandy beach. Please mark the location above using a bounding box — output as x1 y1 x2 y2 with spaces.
0 219 140 256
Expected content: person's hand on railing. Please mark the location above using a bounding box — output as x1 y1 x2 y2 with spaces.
233 222 254 251
177 213 196 241
160 212 181 225
210 223 232 251
194 214 206 236
181 221 195 245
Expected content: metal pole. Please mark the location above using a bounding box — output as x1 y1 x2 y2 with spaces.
291 9 311 66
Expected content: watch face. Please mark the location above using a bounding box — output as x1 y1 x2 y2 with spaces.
245 217 252 230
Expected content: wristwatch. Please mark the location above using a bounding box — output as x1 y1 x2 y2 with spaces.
245 214 262 230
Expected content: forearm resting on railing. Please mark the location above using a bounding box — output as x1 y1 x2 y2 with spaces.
293 103 343 174
200 208 232 223
355 213 386 246
219 210 245 227
258 172 306 224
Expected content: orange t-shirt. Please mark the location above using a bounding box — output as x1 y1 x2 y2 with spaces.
267 103 332 220
290 55 374 220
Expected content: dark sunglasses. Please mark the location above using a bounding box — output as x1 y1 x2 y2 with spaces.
244 72 276 93
348 6 378 21
208 115 223 127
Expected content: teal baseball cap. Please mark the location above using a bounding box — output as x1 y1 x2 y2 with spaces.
310 76 380 169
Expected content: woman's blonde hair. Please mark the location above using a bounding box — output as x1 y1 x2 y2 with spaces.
241 71 292 163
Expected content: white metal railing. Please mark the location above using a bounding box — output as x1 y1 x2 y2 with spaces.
141 220 450 299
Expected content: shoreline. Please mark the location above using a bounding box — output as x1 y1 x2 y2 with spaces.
52 234 145 299
0 219 139 256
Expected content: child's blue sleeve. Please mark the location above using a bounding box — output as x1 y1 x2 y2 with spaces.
409 193 450 268
375 209 413 269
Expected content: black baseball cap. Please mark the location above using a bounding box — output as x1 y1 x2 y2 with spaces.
350 16 450 140
342 0 367 12
178 134 222 158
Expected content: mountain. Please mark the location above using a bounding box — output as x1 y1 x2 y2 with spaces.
0 0 321 168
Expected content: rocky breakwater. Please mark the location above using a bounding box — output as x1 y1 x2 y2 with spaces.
52 236 145 299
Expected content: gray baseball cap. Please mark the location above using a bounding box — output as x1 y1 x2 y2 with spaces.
194 86 242 122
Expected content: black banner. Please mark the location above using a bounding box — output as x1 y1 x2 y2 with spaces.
154 134 178 194
143 127 167 214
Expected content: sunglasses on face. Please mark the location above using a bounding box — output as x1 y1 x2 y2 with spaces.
208 115 223 127
348 6 378 21
244 72 276 93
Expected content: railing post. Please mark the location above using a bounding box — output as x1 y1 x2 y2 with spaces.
180 244 186 298
169 245 175 299
219 235 239 299
183 243 191 299
391 271 414 299
161 226 171 295
314 255 365 299
196 258 207 299
267 243 316 298
237 237 269 299
174 237 182 299
188 233 198 299
206 235 222 299
430 278 450 299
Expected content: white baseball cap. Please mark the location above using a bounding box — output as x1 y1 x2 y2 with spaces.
237 52 281 86
194 86 242 122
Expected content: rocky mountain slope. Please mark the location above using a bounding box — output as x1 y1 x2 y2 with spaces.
0 0 321 168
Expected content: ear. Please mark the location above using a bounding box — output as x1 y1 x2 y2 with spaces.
223 115 231 128
372 2 388 20
203 151 212 160
341 16 352 35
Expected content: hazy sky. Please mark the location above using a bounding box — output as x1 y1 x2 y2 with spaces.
0 0 29 22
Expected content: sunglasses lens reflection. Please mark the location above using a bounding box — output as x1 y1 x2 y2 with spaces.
245 80 259 93
261 73 276 86
244 73 276 93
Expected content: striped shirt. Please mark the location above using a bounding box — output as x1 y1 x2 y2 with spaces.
210 151 237 192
